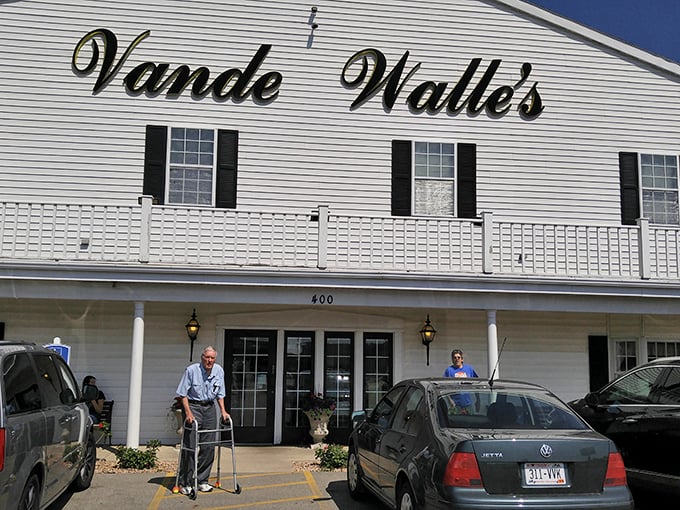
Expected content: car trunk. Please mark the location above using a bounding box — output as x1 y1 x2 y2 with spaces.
470 431 611 495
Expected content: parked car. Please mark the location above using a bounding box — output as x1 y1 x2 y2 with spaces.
568 356 680 495
0 341 96 510
347 377 633 510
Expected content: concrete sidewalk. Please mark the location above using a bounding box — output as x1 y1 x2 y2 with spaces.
95 443 320 473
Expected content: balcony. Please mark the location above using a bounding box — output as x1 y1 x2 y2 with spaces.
0 197 678 282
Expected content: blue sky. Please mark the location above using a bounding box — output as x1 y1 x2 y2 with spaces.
525 0 680 63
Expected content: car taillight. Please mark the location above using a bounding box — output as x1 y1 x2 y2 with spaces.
0 428 5 472
604 452 627 487
443 452 483 487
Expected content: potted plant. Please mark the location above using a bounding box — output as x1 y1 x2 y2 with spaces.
300 392 336 444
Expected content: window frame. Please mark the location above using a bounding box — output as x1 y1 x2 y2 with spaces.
165 126 218 207
639 152 680 225
412 140 457 217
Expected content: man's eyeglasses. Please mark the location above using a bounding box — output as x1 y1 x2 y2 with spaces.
453 355 462 359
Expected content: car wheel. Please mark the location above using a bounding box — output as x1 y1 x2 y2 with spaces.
397 480 420 510
19 474 41 510
71 431 96 491
347 447 367 499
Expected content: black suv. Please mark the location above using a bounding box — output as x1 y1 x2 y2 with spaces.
0 341 95 509
569 357 680 494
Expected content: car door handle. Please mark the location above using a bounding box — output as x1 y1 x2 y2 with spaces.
621 417 638 424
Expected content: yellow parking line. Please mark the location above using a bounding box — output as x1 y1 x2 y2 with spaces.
147 471 331 510
147 472 175 510
304 470 332 509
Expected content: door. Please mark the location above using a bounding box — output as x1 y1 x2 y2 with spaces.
282 331 315 444
225 330 277 444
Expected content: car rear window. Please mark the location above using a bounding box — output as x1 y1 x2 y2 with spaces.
437 390 588 430
2 353 41 415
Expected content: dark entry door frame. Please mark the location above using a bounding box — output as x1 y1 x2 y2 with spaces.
224 329 277 444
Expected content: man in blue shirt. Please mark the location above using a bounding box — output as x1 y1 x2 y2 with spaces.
176 346 230 495
443 349 479 412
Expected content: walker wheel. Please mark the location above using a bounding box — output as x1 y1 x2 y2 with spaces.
215 481 221 488
172 486 180 494
189 488 196 500
235 484 242 494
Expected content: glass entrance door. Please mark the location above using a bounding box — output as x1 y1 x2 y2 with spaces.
225 330 276 444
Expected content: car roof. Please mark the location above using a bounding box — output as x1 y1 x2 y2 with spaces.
635 356 680 369
0 340 49 355
401 377 551 392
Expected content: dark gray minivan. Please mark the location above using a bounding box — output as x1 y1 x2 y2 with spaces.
0 341 95 510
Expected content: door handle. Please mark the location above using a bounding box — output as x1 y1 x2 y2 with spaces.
621 418 638 424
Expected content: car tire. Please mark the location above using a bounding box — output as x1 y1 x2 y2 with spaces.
71 431 96 492
347 447 367 499
397 480 420 510
20 473 41 510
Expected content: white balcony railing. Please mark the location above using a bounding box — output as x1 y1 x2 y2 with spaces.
0 198 678 281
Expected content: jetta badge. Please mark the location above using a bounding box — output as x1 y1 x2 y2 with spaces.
539 444 553 458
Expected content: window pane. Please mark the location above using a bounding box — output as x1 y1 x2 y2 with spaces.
414 141 455 216
168 127 216 206
284 332 314 428
641 153 680 225
363 333 393 412
325 333 353 429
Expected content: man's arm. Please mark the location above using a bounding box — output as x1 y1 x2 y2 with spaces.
180 396 195 424
217 397 230 422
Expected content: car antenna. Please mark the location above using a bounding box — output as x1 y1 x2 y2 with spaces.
488 337 508 388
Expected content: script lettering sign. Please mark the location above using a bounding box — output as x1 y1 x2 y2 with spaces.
341 48 544 118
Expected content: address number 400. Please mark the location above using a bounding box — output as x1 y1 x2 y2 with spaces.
311 294 334 304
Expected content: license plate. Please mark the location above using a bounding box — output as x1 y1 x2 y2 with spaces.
522 462 567 487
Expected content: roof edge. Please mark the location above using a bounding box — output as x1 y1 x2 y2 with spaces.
492 0 680 79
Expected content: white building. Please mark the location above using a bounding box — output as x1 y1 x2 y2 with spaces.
1 0 679 446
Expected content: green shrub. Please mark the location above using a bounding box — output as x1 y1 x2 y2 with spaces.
314 443 348 470
115 440 161 469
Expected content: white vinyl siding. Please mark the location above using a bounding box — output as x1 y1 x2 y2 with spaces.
0 0 678 225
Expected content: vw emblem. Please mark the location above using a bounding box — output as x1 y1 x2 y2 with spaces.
539 444 553 458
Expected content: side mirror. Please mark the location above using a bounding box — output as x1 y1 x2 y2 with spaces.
351 410 367 428
584 392 600 407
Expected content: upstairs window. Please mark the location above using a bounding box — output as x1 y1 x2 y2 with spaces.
392 140 476 218
168 128 215 206
640 154 679 225
143 125 238 208
619 151 679 225
414 142 455 215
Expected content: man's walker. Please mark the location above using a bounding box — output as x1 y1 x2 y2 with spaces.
172 416 241 499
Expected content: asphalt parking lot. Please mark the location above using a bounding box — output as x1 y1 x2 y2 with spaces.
42 445 673 510
48 469 379 510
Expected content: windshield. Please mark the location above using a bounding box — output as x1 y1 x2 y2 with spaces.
436 389 588 430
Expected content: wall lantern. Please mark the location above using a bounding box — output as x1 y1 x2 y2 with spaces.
185 309 201 362
419 314 437 366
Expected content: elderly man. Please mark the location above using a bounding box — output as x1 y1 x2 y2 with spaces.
176 345 230 495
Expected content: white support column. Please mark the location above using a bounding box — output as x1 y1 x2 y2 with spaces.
126 302 145 448
487 310 499 380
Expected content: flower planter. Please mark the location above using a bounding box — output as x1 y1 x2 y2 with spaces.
304 409 333 444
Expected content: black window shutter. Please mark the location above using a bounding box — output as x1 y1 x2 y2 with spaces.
457 143 477 218
143 125 167 205
216 130 238 209
619 152 640 225
392 140 412 216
